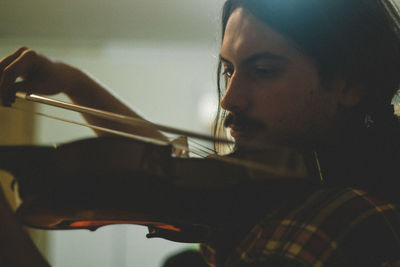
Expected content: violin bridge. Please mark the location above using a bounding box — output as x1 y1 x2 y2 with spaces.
171 136 190 158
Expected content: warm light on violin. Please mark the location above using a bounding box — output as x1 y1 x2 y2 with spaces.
69 221 182 232
0 134 317 243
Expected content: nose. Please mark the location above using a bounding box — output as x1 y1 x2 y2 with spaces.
220 73 250 113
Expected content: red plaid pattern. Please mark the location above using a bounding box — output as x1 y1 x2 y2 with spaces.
200 187 400 266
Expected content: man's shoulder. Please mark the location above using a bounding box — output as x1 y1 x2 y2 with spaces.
227 186 400 266
277 186 399 233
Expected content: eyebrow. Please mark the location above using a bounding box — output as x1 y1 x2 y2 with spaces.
220 51 288 65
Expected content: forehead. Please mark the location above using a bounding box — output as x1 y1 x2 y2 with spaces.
220 8 302 63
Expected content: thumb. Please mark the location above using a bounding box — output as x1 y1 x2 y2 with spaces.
0 184 10 209
13 80 35 95
3 81 36 106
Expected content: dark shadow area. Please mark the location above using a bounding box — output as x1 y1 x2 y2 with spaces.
162 249 209 267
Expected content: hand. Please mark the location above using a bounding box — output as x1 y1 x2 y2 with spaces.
0 47 165 140
0 47 80 106
0 183 10 209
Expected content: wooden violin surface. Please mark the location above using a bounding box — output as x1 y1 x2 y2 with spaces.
0 136 313 243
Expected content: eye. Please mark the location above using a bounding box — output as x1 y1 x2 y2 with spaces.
222 67 234 78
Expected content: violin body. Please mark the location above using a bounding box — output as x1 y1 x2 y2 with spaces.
0 136 313 243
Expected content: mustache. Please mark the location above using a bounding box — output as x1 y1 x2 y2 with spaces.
223 112 266 131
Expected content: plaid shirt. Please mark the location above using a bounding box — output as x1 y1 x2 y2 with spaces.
200 187 400 266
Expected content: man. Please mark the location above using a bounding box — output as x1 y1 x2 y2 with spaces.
203 1 400 266
1 0 400 266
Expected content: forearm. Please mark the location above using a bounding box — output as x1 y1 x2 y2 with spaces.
63 65 167 141
1 48 165 140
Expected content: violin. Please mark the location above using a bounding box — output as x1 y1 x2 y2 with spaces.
0 93 319 243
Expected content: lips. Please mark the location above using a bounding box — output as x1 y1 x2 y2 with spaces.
229 124 253 139
224 112 266 140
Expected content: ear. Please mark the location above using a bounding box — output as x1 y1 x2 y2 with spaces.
331 78 364 107
338 84 364 107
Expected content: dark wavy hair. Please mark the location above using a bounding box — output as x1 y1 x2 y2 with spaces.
213 0 400 201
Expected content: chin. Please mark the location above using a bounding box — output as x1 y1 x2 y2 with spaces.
237 133 302 153
234 134 273 152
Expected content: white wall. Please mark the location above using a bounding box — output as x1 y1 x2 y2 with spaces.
0 37 221 267
2 39 220 267
0 0 225 266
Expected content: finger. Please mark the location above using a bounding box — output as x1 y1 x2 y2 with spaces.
0 47 29 73
0 49 38 106
0 183 6 203
12 80 35 95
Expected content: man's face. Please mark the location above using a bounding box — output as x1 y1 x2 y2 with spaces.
220 8 344 149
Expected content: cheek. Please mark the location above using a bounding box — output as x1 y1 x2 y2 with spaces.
252 82 336 135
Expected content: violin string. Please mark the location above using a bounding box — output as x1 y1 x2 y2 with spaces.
187 139 217 156
10 104 307 178
15 92 232 156
187 141 214 157
188 139 217 154
16 92 234 146
10 106 210 158
12 107 195 156
162 133 215 156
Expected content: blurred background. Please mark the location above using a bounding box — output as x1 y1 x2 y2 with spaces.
0 0 225 266
2 1 400 266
